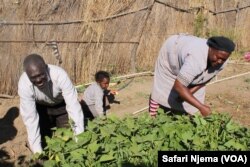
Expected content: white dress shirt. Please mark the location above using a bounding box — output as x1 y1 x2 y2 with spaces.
18 64 84 153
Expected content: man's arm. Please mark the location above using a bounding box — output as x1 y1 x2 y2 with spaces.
174 80 211 116
189 84 205 94
59 70 84 135
173 48 210 116
18 80 42 153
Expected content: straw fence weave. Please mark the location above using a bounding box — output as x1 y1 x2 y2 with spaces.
0 0 250 95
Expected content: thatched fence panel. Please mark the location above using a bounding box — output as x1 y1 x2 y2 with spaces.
205 0 250 50
136 1 195 70
59 43 136 84
1 0 250 95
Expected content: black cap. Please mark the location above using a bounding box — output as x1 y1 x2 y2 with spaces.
207 36 235 53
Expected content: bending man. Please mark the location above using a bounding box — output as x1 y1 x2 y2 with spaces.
150 34 235 117
18 54 84 153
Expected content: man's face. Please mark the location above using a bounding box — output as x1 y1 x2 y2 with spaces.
26 64 48 89
98 78 110 90
208 48 230 67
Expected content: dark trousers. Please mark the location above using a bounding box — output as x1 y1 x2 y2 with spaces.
36 101 69 148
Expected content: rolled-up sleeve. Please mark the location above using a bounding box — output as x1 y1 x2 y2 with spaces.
177 53 204 87
58 70 84 135
18 78 42 153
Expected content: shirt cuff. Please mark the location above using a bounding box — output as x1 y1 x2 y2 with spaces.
74 125 84 135
177 72 191 87
31 142 43 153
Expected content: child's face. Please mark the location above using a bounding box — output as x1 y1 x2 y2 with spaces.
98 78 110 90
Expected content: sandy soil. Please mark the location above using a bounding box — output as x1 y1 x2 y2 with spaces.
0 63 250 166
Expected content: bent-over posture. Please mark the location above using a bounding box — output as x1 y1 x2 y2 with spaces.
150 34 235 117
18 54 84 153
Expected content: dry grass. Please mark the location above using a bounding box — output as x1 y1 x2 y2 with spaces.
0 0 250 94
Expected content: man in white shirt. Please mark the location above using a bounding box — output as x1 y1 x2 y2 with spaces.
18 54 84 153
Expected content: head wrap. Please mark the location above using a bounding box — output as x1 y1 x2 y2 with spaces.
207 36 235 53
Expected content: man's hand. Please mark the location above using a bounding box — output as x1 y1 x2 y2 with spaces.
199 105 211 117
174 80 210 117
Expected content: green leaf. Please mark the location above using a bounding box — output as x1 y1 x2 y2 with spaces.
71 148 87 155
99 153 115 162
199 117 207 125
77 132 92 146
100 127 112 137
192 136 206 149
193 115 207 126
224 139 247 150
107 114 120 124
104 143 117 152
88 141 99 153
61 164 71 167
154 140 164 150
209 140 218 150
225 120 240 133
68 152 84 163
130 142 143 156
64 140 78 152
143 134 155 142
114 134 128 143
49 140 63 152
87 121 98 131
43 160 57 167
118 126 131 136
157 108 165 114
181 131 193 141
125 117 135 129
90 133 99 143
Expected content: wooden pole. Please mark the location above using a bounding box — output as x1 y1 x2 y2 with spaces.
207 71 250 85
0 94 15 99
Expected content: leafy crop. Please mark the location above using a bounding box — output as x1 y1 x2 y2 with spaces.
75 85 87 93
34 110 250 167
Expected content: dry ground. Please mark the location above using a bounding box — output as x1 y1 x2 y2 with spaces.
0 63 250 166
